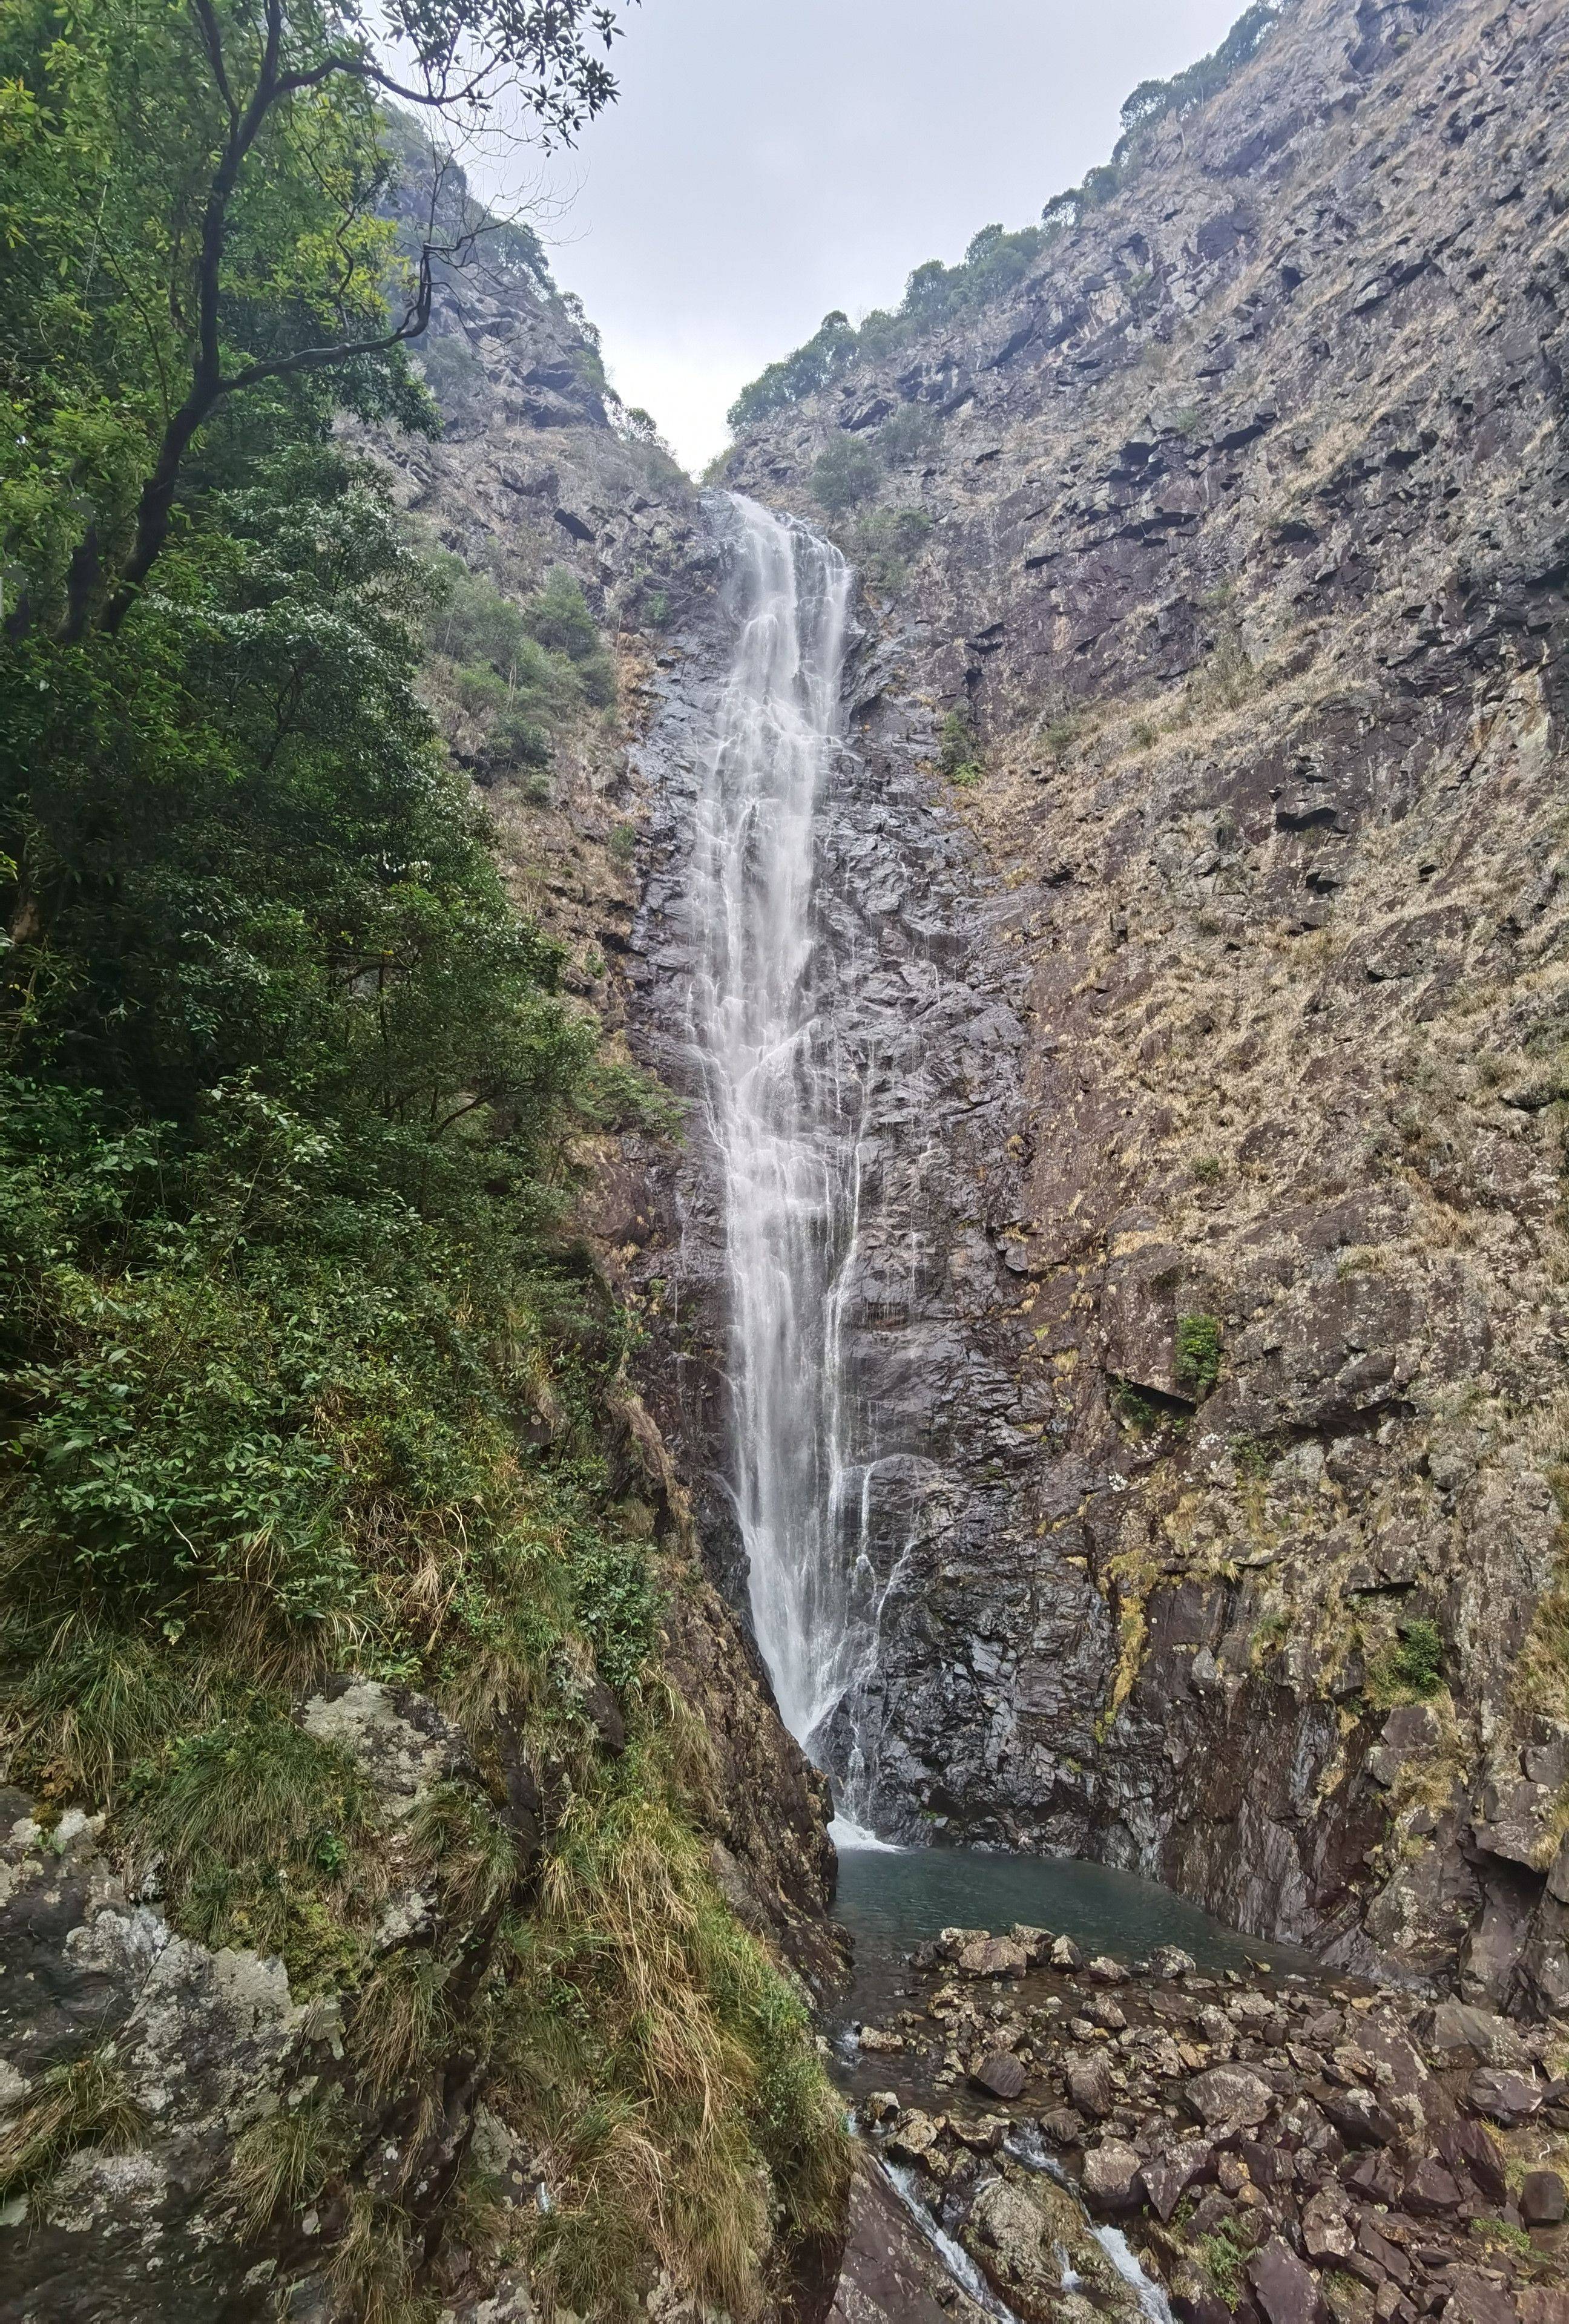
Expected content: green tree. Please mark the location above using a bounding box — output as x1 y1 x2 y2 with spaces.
810 432 881 516
1 0 627 645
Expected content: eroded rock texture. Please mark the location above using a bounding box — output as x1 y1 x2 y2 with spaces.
718 0 1569 2000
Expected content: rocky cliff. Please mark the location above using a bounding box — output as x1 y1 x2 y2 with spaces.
711 0 1569 2007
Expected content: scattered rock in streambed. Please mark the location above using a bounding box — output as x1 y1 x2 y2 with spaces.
843 1930 1569 2324
961 2162 1148 2324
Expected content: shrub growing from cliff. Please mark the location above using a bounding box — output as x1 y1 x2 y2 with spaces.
1174 1313 1224 1399
938 705 984 788
809 431 883 516
424 553 617 787
852 505 932 593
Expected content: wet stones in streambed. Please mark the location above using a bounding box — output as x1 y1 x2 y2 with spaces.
844 1931 1569 2324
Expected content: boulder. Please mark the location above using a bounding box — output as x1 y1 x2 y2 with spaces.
885 2110 943 2163
1402 2158 1464 2214
970 2052 1027 2102
1150 1946 1199 1982
1039 2105 1087 2146
938 1926 992 1963
1301 2190 1357 2263
1248 2237 1328 2324
1343 2152 1403 2207
1067 2052 1117 2120
1185 2064 1275 2129
1082 2140 1143 2212
1416 2002 1532 2068
964 2170 1147 2324
1051 1936 1085 1972
1319 2086 1400 2147
1140 2138 1213 2222
1521 2171 1567 2227
1466 2067 1542 2127
1436 2118 1508 2204
956 1935 1030 1979
1087 1955 1130 1984
1441 2268 1519 2324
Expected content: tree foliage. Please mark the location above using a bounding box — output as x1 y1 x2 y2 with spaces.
0 0 627 641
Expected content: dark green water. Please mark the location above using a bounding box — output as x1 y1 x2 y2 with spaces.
832 1840 1316 2025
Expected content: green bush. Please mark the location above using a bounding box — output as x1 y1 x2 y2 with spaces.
876 402 945 466
938 706 984 788
1174 1313 1223 1398
809 432 882 516
1369 1617 1446 1704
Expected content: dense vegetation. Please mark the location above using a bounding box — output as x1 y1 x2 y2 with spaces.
726 0 1296 432
0 0 842 2311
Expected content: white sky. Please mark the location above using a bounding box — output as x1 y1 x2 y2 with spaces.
502 1 1252 471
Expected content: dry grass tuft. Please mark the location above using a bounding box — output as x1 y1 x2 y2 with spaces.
0 2046 144 2208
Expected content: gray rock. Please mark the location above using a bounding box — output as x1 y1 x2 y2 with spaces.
1139 2138 1212 2223
1067 2052 1117 2121
1521 2172 1567 2227
1466 2067 1542 2127
970 2052 1027 2102
1148 1946 1197 1982
1248 2237 1327 2324
1185 2064 1274 2129
1081 2139 1143 2212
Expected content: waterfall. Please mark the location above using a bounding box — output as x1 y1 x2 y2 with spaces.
686 492 886 1830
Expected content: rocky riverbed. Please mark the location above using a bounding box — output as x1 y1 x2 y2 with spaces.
835 1922 1569 2324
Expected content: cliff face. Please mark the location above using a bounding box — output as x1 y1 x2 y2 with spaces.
717 0 1569 2003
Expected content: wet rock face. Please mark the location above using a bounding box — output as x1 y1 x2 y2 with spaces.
719 0 1569 1994
623 506 1059 1836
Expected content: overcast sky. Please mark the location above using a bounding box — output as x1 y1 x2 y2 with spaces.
499 1 1251 471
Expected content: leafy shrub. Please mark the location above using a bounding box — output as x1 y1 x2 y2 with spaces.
853 505 933 592
876 402 945 466
1369 1617 1446 1705
423 553 616 777
1174 1313 1223 1398
809 432 882 516
938 706 984 788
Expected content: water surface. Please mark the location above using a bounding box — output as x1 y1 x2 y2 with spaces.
832 1840 1315 2027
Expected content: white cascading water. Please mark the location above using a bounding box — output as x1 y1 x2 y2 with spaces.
686 493 887 1830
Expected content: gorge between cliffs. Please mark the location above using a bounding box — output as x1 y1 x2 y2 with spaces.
5 0 1569 2318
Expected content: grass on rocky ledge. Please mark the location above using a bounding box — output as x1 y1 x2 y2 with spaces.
491 1747 847 2321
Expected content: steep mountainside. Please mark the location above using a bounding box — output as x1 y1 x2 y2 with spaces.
718 0 1569 2005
